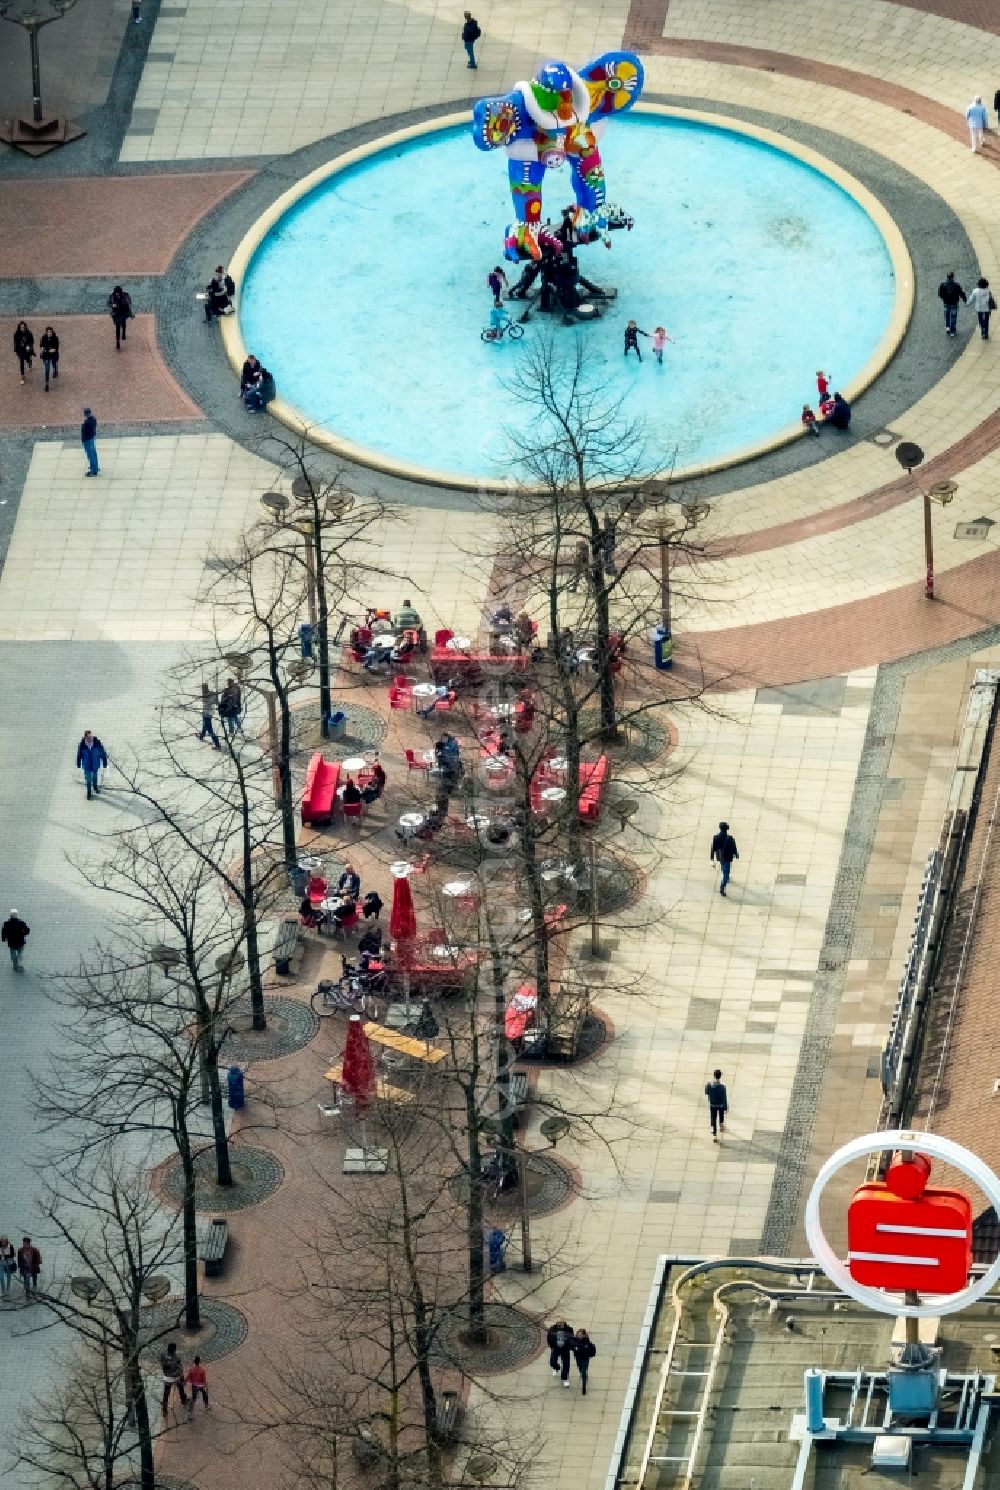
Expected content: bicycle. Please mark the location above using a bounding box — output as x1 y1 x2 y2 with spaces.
310 977 378 1020
481 314 524 343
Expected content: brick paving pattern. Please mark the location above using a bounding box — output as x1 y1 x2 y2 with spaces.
0 314 203 427
0 173 252 277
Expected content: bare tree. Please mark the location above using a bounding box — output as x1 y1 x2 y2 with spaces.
109 707 286 1032
13 1145 183 1490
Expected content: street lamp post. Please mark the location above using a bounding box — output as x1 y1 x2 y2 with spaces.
894 443 957 599
0 0 85 155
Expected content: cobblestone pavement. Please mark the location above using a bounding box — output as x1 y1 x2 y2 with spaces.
5 1 1000 1487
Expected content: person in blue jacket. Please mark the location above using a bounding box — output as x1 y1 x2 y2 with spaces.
76 730 108 800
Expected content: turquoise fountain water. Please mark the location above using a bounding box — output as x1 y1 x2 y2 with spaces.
240 114 899 483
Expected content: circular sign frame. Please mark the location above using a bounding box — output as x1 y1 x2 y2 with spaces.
804 1129 1000 1317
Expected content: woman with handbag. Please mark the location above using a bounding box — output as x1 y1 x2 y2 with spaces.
13 321 34 384
968 277 996 341
0 1235 15 1298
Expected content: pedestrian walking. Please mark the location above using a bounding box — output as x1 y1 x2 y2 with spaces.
0 1236 16 1299
76 729 108 800
966 95 989 152
198 681 222 748
709 820 738 896
14 320 34 384
40 325 59 391
938 272 967 337
107 285 133 349
569 536 589 591
81 406 99 476
160 1343 188 1414
2 909 30 971
572 1328 597 1395
547 1319 574 1387
705 1068 728 1141
218 676 243 737
17 1236 41 1297
186 1355 210 1418
461 10 481 68
995 87 1000 128
968 276 996 340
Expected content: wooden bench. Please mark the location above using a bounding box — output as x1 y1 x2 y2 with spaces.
273 918 301 976
324 1064 415 1105
301 752 340 826
199 1218 230 1278
433 1389 461 1446
363 1023 446 1066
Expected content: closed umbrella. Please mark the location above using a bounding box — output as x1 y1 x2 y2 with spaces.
390 868 418 1018
341 1013 377 1157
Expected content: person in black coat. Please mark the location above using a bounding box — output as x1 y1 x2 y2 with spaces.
14 321 34 383
362 889 382 921
39 326 59 391
709 821 739 896
938 271 966 338
108 286 133 349
826 392 851 431
547 1320 574 1386
204 266 236 320
994 87 1000 129
572 1329 597 1395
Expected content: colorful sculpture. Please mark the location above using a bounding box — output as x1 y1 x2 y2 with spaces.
472 52 645 262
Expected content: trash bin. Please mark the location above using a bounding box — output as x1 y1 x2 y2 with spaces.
327 710 347 740
227 1065 245 1110
299 622 314 659
652 624 673 671
289 863 308 897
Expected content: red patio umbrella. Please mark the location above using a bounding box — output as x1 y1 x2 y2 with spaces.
390 870 419 1019
389 871 417 944
341 1014 376 1115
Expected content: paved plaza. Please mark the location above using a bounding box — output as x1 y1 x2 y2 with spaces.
4 1 1000 1486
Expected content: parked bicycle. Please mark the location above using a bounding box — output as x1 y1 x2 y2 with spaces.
310 976 377 1020
481 312 524 343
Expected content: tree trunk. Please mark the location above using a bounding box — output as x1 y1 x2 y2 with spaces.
241 812 266 1030
203 1028 234 1186
276 680 297 869
124 1343 155 1490
594 573 618 741
516 778 552 1018
463 1022 487 1343
177 1125 201 1331
314 530 332 737
394 1150 441 1481
489 932 516 1156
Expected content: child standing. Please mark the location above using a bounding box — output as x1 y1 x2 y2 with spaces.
186 1355 209 1419
651 326 672 364
624 320 649 360
816 370 830 403
801 403 820 436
